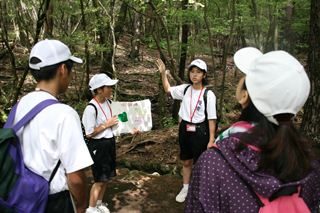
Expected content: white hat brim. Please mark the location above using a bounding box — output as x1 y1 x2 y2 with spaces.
234 47 263 74
105 79 118 86
70 56 83 64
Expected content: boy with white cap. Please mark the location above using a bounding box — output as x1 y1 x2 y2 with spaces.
14 39 93 213
82 73 119 213
185 47 320 212
156 58 217 203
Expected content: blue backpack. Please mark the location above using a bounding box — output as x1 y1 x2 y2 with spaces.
0 99 61 213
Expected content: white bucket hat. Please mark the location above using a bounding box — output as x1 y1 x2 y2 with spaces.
89 73 118 91
234 47 310 125
29 39 83 70
188 59 208 72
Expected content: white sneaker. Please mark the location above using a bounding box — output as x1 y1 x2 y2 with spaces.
85 207 103 213
175 187 188 203
97 203 110 213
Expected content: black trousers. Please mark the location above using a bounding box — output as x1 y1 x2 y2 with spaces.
45 190 74 213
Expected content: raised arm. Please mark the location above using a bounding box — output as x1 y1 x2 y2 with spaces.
156 59 171 93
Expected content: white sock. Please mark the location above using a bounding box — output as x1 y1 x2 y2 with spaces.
87 206 96 211
183 184 189 190
97 200 102 205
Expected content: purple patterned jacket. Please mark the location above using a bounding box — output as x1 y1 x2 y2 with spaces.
185 121 320 213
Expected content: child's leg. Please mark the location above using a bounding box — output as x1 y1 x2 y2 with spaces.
89 182 104 207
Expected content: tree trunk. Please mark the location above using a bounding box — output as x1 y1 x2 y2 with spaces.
204 0 216 85
219 0 236 121
79 0 90 100
148 1 183 85
11 0 51 105
284 1 294 53
0 0 18 103
302 0 320 143
129 11 141 60
44 1 53 37
178 0 189 80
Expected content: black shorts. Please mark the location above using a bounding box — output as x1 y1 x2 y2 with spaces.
46 190 74 213
178 120 209 162
87 138 116 182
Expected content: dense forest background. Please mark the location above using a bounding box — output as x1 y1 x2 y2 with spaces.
0 0 319 140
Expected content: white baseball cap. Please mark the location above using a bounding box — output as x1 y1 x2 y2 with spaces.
234 47 310 125
29 39 83 70
188 59 207 72
89 73 118 91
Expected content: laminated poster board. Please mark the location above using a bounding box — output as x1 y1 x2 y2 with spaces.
111 99 152 136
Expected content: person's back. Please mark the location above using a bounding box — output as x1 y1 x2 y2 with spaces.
185 47 320 212
15 91 89 194
13 39 93 213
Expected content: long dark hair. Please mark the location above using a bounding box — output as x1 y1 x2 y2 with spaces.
237 89 314 183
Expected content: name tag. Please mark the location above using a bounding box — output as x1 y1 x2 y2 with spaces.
186 124 196 132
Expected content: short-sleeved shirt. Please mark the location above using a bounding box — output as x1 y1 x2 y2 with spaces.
170 84 217 123
82 99 114 139
14 91 93 194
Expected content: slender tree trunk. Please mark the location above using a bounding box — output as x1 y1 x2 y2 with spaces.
302 0 320 143
97 0 118 100
178 0 189 80
172 0 189 121
79 0 90 100
284 1 294 53
44 1 53 37
92 0 109 73
204 0 216 85
0 0 18 100
148 1 183 85
10 0 51 105
219 0 236 120
129 11 141 60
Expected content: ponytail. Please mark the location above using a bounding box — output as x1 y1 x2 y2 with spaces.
258 116 313 182
238 112 314 182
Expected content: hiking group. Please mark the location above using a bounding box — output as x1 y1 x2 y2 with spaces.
0 38 319 213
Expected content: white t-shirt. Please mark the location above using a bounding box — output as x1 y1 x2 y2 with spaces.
14 91 93 194
170 84 217 123
82 99 114 139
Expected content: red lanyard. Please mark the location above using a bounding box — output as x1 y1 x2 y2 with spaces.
189 86 204 123
93 97 112 120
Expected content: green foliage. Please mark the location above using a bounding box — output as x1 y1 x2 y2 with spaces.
0 110 8 126
161 116 178 128
72 100 88 118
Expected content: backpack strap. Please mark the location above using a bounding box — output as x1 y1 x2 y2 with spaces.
4 99 59 132
203 89 209 121
49 160 61 183
11 99 59 133
87 103 98 119
183 85 209 120
183 85 191 96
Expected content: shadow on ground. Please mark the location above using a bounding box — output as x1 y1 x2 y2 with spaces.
86 168 185 213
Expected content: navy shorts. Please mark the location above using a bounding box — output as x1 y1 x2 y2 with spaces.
87 137 116 182
178 120 209 162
